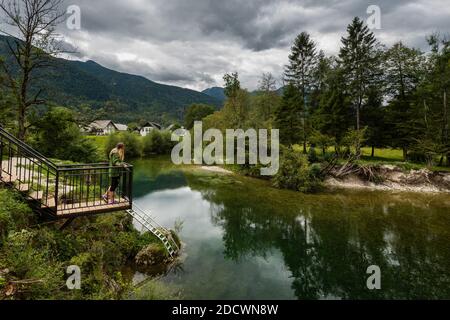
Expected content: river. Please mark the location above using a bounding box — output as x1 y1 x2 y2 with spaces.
131 157 450 300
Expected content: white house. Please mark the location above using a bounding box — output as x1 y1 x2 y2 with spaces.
88 120 128 135
139 122 162 137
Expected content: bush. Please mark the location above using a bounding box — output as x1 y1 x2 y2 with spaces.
30 107 100 163
273 147 323 193
105 132 142 159
2 230 64 299
143 130 176 156
308 147 319 163
408 151 429 164
0 189 34 240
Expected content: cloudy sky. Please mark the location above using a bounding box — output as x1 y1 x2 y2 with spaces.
52 0 449 91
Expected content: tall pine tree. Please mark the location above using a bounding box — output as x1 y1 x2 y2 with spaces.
384 42 425 160
285 32 318 152
339 17 380 156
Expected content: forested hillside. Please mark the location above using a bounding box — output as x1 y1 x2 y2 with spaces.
0 35 221 124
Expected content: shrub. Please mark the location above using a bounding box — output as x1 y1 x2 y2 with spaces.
30 107 101 163
0 189 34 240
105 132 142 159
2 230 64 299
308 147 319 163
142 130 175 156
273 147 323 193
408 151 429 164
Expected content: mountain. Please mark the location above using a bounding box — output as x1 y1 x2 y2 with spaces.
0 35 221 123
202 87 226 103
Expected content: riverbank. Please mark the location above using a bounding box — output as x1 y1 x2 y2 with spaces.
199 166 233 175
198 162 450 194
325 165 450 193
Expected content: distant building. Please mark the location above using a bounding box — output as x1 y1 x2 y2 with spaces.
87 120 128 136
114 123 128 132
164 124 188 138
139 122 162 136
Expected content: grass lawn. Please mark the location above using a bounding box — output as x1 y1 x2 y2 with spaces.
358 148 450 172
360 147 404 162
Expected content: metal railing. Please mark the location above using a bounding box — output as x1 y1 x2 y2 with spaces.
57 163 133 214
0 126 133 217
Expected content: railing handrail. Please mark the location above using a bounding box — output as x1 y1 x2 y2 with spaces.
56 162 133 168
0 126 58 171
57 163 133 172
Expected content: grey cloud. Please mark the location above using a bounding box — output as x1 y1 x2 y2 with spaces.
50 1 450 89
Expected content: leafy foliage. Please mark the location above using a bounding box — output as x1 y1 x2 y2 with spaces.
142 130 175 156
29 107 100 163
184 104 215 129
105 131 142 159
0 190 176 300
273 147 323 192
0 189 34 240
274 83 304 146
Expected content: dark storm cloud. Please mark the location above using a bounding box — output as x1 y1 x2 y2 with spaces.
51 1 450 89
63 0 439 51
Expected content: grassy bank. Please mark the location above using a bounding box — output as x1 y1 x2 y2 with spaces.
0 187 179 300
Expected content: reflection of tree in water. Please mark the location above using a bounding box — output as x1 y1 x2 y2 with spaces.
188 174 450 299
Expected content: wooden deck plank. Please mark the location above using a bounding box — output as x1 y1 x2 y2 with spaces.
57 198 130 217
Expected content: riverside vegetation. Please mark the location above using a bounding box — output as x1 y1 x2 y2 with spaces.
0 187 180 300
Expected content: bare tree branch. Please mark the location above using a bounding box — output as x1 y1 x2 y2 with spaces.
0 0 66 139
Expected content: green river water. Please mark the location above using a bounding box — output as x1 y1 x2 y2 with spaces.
131 157 450 300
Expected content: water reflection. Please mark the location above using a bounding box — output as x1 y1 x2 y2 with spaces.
133 158 450 300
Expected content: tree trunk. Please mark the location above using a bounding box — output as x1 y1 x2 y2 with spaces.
443 90 448 144
371 146 375 158
356 98 362 157
403 147 408 162
302 117 307 154
439 155 444 167
356 104 360 131
18 104 26 140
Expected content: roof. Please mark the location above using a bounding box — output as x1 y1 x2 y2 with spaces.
140 122 162 130
89 120 115 130
115 124 128 131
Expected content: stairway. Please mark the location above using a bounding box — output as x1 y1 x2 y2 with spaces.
127 204 180 258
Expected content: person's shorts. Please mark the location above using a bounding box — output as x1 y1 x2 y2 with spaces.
110 177 120 192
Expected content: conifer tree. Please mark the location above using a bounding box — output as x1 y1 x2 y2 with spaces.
339 17 380 154
274 83 304 146
285 32 318 152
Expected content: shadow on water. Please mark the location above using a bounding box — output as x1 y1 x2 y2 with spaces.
132 157 450 300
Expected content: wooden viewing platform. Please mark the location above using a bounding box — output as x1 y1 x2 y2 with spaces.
0 127 133 219
0 126 180 258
